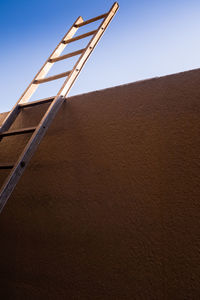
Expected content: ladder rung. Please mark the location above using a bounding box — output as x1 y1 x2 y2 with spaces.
62 30 97 44
49 48 86 63
34 71 71 84
0 164 14 170
20 97 55 108
75 13 108 27
0 127 36 137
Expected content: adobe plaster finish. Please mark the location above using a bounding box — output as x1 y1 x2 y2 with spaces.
0 69 200 299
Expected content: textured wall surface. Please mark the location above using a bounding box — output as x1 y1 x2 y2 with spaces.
0 69 200 299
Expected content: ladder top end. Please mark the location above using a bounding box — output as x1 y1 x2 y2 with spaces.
113 2 120 8
109 2 120 14
74 16 84 27
78 16 84 22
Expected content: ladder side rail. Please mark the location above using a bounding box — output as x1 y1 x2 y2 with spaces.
0 96 64 213
57 2 119 98
0 104 20 134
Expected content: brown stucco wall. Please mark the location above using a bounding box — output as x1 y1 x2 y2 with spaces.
0 69 200 299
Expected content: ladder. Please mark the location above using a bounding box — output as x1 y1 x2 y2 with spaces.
0 2 119 213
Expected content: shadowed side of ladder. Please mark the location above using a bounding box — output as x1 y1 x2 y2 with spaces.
0 96 64 213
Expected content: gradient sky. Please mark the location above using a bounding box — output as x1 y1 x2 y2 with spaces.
1 0 200 111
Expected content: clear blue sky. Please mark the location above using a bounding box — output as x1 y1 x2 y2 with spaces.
1 0 200 111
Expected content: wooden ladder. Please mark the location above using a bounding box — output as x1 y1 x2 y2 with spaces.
0 2 119 213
